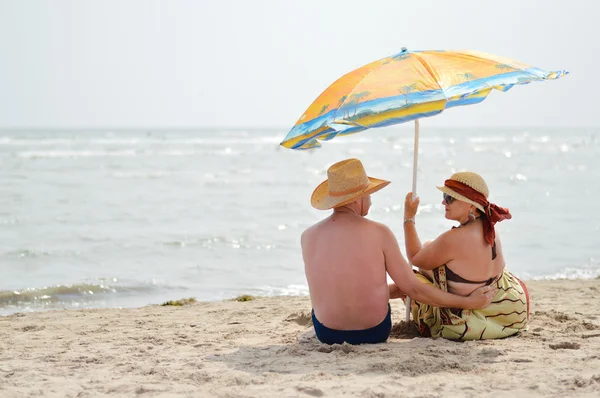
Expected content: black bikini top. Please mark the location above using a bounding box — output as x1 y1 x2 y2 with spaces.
445 266 497 285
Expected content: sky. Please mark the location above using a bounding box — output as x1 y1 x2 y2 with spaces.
0 0 598 129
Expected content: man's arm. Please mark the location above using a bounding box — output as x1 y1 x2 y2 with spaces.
380 224 495 309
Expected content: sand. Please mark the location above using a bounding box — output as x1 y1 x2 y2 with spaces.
1 279 600 397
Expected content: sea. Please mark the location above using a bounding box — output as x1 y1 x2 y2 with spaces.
1 127 599 315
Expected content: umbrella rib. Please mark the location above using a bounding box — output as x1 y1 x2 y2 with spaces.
331 61 387 124
410 52 449 105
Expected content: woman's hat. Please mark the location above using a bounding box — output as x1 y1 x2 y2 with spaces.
311 158 390 210
437 171 489 212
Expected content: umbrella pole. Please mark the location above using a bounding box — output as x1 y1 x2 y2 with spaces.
406 119 420 322
412 119 420 197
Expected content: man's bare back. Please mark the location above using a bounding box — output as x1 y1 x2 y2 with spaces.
302 207 390 330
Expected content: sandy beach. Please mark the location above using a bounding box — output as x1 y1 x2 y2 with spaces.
1 279 599 397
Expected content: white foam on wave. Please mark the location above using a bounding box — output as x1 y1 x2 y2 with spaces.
519 264 600 281
111 171 169 179
0 138 76 146
2 136 285 147
17 150 138 158
256 284 309 297
16 150 205 158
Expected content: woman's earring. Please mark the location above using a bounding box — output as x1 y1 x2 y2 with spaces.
469 212 476 221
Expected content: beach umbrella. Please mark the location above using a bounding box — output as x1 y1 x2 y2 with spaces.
281 48 568 321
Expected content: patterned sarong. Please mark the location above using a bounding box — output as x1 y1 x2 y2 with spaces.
411 267 530 340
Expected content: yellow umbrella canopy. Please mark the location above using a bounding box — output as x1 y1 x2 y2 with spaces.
281 48 567 150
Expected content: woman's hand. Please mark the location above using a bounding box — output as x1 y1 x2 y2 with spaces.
388 283 407 300
467 285 498 309
404 192 420 220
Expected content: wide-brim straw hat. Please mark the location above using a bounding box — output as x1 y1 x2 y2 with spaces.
311 158 390 210
436 171 489 213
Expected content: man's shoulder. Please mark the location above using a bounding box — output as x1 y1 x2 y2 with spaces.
363 218 391 232
301 219 326 240
304 217 328 231
352 218 392 240
301 224 316 240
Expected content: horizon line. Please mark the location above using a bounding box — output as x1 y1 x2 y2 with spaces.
0 125 598 132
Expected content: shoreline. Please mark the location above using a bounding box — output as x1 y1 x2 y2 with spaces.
2 276 599 318
1 279 600 397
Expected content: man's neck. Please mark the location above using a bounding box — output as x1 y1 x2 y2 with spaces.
333 205 360 216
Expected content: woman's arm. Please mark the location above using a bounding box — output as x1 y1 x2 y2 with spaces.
403 192 423 261
403 192 455 270
381 224 495 309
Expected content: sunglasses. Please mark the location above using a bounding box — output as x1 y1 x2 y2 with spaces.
443 193 456 204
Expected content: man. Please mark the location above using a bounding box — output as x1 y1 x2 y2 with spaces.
301 158 496 345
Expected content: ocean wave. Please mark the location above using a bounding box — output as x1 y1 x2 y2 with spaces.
4 248 54 258
516 258 600 281
0 282 158 307
0 217 30 226
526 267 600 281
111 171 170 179
16 150 139 158
14 148 258 158
160 237 276 251
1 136 284 147
254 284 309 297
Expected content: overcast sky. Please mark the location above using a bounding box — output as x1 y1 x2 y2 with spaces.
0 0 597 129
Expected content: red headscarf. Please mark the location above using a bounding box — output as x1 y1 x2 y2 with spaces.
444 180 512 246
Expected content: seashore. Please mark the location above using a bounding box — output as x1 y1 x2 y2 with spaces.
1 279 599 397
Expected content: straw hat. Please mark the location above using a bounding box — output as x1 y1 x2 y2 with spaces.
436 171 489 212
311 158 390 210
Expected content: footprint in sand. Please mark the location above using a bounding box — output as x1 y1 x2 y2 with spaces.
286 312 313 326
313 342 356 354
297 328 317 343
512 358 533 363
549 342 581 350
296 386 324 397
552 312 574 322
21 325 45 332
479 348 504 357
582 321 600 330
570 375 600 388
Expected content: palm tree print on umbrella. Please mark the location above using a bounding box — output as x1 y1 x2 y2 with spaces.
349 91 370 119
337 92 370 119
318 104 330 116
336 95 348 118
457 72 477 82
495 63 514 71
399 84 418 106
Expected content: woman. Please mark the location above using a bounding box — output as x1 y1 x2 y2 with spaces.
399 171 529 340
